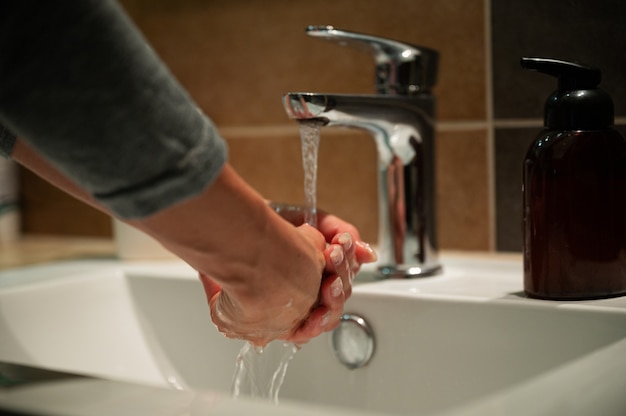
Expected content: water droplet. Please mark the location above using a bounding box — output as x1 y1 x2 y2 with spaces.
231 341 299 404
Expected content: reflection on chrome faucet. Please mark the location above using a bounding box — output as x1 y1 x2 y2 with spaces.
283 26 441 278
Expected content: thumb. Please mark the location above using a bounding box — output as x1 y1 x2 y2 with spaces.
199 272 238 339
199 272 221 303
296 223 327 255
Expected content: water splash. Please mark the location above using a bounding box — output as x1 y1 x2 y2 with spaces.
231 341 299 404
299 120 324 228
230 120 322 404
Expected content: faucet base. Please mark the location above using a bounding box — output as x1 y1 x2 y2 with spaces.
378 264 443 279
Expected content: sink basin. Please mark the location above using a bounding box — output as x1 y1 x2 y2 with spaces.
1 254 626 415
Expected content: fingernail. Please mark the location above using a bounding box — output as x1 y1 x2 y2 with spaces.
330 245 344 266
331 277 344 298
321 311 331 327
338 233 353 250
356 241 378 261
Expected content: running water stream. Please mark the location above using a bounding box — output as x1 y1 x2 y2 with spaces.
299 119 324 228
231 342 299 402
230 120 324 403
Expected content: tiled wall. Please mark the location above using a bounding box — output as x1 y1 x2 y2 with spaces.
118 0 490 249
18 0 625 254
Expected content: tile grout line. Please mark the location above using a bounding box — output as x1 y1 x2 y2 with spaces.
484 0 496 252
436 121 488 131
220 116 626 138
219 121 494 138
218 125 298 138
493 116 626 128
494 118 543 128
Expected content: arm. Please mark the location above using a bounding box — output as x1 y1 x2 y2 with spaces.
3 0 376 346
13 139 375 346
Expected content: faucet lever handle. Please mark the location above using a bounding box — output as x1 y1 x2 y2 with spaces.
306 25 438 95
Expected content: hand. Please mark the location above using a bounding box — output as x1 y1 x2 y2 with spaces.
266 203 377 344
282 213 378 344
317 211 378 298
200 210 377 347
200 224 326 346
200 223 344 347
270 202 378 299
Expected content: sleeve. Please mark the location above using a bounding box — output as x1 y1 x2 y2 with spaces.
0 0 228 219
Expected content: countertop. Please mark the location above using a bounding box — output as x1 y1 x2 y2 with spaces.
0 235 523 272
2 243 626 416
0 236 116 271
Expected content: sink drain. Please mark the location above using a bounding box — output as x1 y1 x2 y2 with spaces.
330 314 375 369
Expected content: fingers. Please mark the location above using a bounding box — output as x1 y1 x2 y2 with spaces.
333 233 358 278
270 204 377 266
200 273 245 341
318 213 377 266
198 214 375 348
200 272 285 347
287 275 345 345
325 243 352 299
329 232 377 290
317 212 361 242
355 240 378 264
288 231 377 345
199 272 221 301
296 223 327 267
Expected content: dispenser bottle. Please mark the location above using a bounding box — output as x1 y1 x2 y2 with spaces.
521 57 626 300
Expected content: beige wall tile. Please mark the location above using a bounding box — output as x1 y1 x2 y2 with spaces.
436 128 491 251
19 169 112 237
226 125 492 251
224 128 380 243
20 0 490 246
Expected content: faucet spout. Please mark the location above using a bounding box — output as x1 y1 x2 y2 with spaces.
283 92 442 278
284 26 441 278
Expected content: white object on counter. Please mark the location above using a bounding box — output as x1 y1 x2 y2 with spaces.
0 158 20 243
112 219 177 260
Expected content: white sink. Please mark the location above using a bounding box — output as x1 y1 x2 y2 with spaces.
1 254 626 415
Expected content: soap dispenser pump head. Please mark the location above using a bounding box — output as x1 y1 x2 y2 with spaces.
521 57 600 90
520 57 614 130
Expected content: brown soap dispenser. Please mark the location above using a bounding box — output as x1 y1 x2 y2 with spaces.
521 57 626 300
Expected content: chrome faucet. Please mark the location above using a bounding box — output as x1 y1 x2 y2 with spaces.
283 26 441 278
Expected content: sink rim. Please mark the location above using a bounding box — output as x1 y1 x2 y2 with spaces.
2 252 626 415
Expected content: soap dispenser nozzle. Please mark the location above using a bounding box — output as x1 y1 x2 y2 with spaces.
520 56 613 130
520 57 600 90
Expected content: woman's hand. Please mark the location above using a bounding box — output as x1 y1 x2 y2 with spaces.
11 143 376 348
200 220 330 346
317 211 378 298
257 203 378 344
270 202 378 300
200 206 377 347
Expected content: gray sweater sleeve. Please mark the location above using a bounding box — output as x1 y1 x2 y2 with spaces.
0 0 227 219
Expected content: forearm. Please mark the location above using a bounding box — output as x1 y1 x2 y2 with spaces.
129 164 324 303
12 138 104 213
2 1 370 347
15 136 320 306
